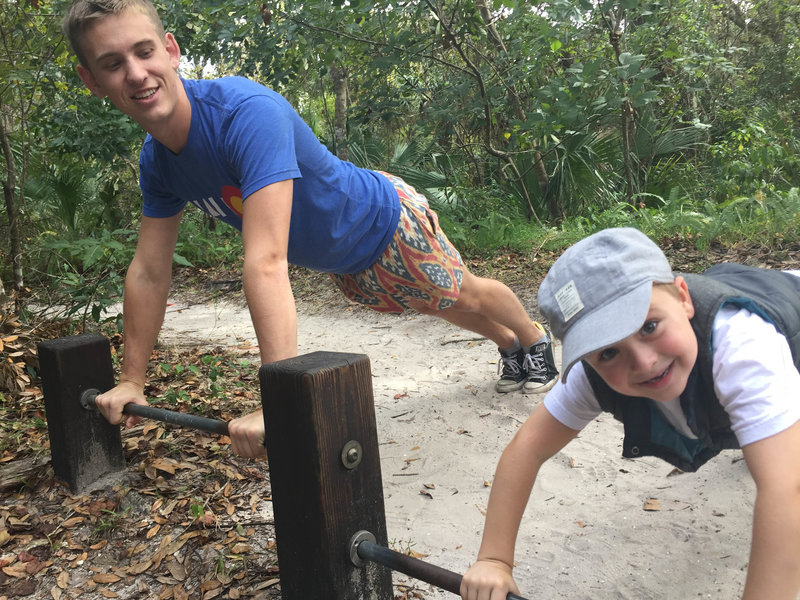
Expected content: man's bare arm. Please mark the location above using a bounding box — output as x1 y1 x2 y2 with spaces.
95 213 181 427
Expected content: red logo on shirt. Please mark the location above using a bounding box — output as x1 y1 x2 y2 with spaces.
222 186 243 217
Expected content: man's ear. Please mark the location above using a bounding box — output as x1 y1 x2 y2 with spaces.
674 276 695 319
165 32 181 70
76 64 105 98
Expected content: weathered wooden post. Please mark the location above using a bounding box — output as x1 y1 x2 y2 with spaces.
260 351 392 599
38 334 124 493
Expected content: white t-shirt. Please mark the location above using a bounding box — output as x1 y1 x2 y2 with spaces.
544 305 800 448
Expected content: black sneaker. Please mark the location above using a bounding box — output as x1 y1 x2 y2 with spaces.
522 326 559 394
495 347 527 393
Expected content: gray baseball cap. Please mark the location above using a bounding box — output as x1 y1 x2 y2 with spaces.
537 228 675 382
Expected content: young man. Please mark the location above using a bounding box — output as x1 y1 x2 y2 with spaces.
61 0 558 458
461 228 800 600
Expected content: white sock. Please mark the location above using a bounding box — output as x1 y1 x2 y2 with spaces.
500 338 521 355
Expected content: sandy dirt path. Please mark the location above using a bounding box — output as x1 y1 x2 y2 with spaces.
157 292 753 600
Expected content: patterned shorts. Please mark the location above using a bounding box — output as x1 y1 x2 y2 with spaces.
330 173 464 313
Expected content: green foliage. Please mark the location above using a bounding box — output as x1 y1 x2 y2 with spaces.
347 132 452 203
26 163 92 232
540 129 624 217
2 0 799 304
155 353 249 405
164 388 191 405
93 505 132 538
557 187 800 253
705 108 800 201
38 229 137 329
189 498 206 520
174 212 242 270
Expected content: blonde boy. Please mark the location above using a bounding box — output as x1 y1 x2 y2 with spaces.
462 227 800 600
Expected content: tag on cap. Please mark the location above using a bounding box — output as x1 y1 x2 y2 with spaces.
555 280 584 322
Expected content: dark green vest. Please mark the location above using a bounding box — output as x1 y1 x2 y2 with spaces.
584 263 800 472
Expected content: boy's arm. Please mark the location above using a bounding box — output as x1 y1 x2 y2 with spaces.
227 179 297 458
740 418 800 600
461 403 579 600
95 214 181 427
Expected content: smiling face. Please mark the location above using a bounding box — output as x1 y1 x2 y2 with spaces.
75 8 189 150
584 277 698 403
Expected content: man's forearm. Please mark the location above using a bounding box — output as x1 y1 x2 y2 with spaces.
119 263 171 385
243 260 297 365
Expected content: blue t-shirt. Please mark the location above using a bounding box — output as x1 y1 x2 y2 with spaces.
139 77 401 274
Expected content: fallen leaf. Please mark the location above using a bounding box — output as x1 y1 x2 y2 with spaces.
127 560 152 575
173 585 190 600
643 498 661 511
2 561 29 577
93 573 121 584
18 550 35 562
151 458 177 475
56 570 69 589
61 516 85 528
69 551 87 568
166 559 186 581
201 578 221 592
5 580 36 595
25 558 46 575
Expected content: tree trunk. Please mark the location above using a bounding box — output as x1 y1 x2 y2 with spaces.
474 0 549 214
0 115 24 289
621 99 635 203
608 27 636 204
330 63 349 162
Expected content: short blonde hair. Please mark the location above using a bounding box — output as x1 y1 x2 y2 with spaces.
654 280 681 299
62 0 165 66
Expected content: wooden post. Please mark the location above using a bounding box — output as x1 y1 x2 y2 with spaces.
260 351 392 599
38 334 124 492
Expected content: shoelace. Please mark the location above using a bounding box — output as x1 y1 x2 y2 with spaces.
497 353 523 376
523 351 546 377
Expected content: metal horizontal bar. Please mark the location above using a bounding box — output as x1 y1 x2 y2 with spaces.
81 389 229 436
356 539 529 600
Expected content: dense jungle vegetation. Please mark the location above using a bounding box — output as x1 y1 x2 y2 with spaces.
1 0 799 328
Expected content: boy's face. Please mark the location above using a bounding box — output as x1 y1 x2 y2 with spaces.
75 9 183 134
585 277 698 403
